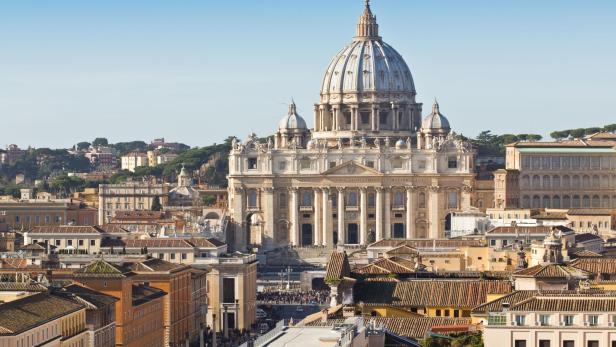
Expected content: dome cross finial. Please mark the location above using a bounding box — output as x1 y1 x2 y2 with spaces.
288 99 297 115
356 0 379 38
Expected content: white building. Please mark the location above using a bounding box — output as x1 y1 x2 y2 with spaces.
121 152 149 172
227 1 475 251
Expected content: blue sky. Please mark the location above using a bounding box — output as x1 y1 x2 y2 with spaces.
1 0 615 148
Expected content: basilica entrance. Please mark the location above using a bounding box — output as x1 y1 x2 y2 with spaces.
347 223 359 244
393 223 405 239
301 224 313 246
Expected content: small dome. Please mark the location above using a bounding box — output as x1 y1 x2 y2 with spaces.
422 99 450 130
395 139 405 149
278 102 307 131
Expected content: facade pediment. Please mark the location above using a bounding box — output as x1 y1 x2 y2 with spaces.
321 160 383 176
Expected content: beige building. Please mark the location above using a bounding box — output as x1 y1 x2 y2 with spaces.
496 135 616 210
121 152 149 172
200 253 257 334
0 199 97 230
227 2 475 251
483 292 616 347
98 181 169 224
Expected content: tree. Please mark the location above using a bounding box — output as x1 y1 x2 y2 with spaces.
151 196 162 211
202 194 216 206
550 130 570 140
526 134 543 141
603 124 616 133
92 138 109 146
49 175 86 197
76 142 91 151
569 128 586 139
584 127 602 135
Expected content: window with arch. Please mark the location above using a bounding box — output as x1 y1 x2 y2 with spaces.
572 195 580 208
448 191 458 209
522 196 531 208
582 195 591 208
552 175 560 188
601 175 609 188
347 191 358 206
301 191 312 206
602 195 610 208
393 191 404 207
582 175 590 188
562 175 570 188
572 175 580 188
521 175 530 189
552 196 561 208
542 195 551 208
591 195 600 208
247 190 258 208
418 193 426 208
532 175 541 189
592 175 600 188
562 195 571 208
532 196 540 208
542 175 551 189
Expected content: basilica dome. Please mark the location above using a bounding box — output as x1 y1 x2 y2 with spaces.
422 100 450 131
320 1 415 99
278 101 307 131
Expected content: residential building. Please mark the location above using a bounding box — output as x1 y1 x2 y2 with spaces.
147 150 178 167
485 225 574 250
227 1 475 251
98 181 169 224
99 237 227 264
23 225 111 254
73 259 166 347
483 291 616 347
0 292 89 347
566 209 616 236
0 145 25 165
121 152 149 172
84 146 117 168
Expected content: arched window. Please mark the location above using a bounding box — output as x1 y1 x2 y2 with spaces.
562 195 571 208
542 175 551 189
582 175 590 188
591 195 600 208
562 175 570 188
572 195 580 208
394 191 404 207
572 175 580 188
602 195 611 208
592 175 600 188
418 193 426 208
542 195 551 208
522 196 530 208
247 190 258 208
582 195 590 208
448 191 458 209
532 196 541 208
521 175 530 189
601 175 609 188
347 191 358 206
552 196 561 208
532 175 541 189
301 191 312 206
552 175 560 188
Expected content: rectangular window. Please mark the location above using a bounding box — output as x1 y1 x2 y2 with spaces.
539 341 550 347
444 309 450 317
181 253 187 260
447 191 457 209
329 161 337 169
587 341 598 347
78 240 84 246
55 240 61 246
170 253 176 260
448 157 458 169
563 341 574 347
563 315 574 326
365 160 374 168
278 160 286 170
587 315 599 326
90 240 95 246
67 240 73 246
515 315 526 326
514 341 526 347
435 309 441 317
222 278 236 303
539 314 550 326
247 158 258 170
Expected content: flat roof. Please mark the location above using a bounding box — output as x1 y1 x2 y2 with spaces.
517 148 616 153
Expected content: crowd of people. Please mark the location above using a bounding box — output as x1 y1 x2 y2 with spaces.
257 289 330 305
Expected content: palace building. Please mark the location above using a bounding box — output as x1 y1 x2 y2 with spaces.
227 1 475 251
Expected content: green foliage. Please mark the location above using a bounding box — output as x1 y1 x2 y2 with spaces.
76 142 91 151
111 141 148 156
92 138 109 146
151 196 162 211
0 148 90 181
202 194 217 206
471 130 542 156
0 184 24 198
550 123 616 140
49 174 87 197
420 332 483 347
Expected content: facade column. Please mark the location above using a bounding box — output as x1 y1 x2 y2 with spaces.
359 188 367 245
264 187 275 248
461 185 472 210
391 103 398 131
322 188 332 247
314 189 322 246
384 187 391 239
375 188 383 241
375 107 380 131
428 185 441 239
405 187 414 239
337 188 345 245
232 186 245 251
332 106 338 130
289 188 299 246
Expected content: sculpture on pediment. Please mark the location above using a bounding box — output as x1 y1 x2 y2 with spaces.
384 137 391 148
406 137 412 150
374 138 380 149
349 137 355 148
359 137 367 149
231 137 239 151
267 137 273 151
337 138 343 150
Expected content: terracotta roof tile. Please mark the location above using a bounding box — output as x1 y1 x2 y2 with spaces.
513 264 591 279
325 251 351 280
570 258 616 275
0 293 84 334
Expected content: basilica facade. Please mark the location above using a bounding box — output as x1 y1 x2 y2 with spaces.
227 1 475 251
